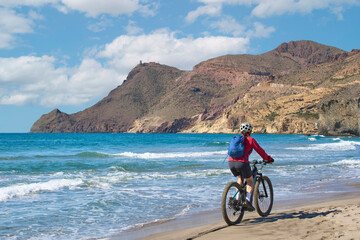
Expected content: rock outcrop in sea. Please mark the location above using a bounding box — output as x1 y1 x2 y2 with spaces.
30 41 360 136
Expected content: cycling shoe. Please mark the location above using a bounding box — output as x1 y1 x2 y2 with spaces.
244 200 255 211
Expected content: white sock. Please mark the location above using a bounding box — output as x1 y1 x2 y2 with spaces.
246 193 251 201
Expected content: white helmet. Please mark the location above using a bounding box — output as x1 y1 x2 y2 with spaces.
240 122 253 133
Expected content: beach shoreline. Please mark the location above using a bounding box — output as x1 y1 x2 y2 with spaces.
112 182 360 240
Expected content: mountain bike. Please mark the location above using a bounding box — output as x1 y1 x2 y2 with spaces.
221 160 273 225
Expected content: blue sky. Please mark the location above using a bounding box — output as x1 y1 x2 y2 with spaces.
0 0 359 133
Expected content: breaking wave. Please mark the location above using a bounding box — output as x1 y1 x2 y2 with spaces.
287 139 360 151
1 150 227 161
110 151 227 159
330 159 360 168
0 179 83 202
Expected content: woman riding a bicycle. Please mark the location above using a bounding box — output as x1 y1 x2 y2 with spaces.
228 122 274 211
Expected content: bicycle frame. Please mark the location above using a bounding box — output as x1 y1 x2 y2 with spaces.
232 161 269 200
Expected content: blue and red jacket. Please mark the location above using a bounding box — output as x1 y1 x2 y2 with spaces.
228 135 271 164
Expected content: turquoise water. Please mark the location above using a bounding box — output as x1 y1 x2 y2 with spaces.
1 133 360 239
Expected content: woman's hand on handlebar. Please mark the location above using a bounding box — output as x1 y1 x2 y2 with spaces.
265 157 274 164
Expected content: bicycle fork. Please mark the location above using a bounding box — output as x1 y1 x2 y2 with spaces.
254 175 269 198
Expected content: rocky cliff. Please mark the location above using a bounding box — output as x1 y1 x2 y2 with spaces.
318 84 360 136
31 41 360 136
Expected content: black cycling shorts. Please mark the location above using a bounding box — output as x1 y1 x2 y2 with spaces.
228 161 252 179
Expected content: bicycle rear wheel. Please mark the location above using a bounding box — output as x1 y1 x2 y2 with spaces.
221 182 245 225
253 175 273 217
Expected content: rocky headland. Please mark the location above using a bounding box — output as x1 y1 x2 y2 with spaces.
30 41 360 136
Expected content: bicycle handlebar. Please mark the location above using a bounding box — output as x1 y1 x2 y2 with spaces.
252 158 274 165
251 159 268 165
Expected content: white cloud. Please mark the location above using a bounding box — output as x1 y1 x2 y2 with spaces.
0 0 152 18
189 0 360 19
97 29 249 71
252 0 359 18
185 3 222 23
209 15 275 38
210 16 246 36
125 20 143 35
138 1 159 17
0 94 38 106
251 1 282 17
0 0 58 7
0 55 57 84
0 29 250 107
0 56 124 107
186 0 358 41
247 22 275 38
0 0 155 45
28 10 44 20
60 0 141 17
197 0 252 4
62 58 124 106
0 8 34 48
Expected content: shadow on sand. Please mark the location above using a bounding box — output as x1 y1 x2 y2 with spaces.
245 209 341 224
187 209 341 240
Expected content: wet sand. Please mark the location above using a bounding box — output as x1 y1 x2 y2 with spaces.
118 183 360 240
137 196 360 240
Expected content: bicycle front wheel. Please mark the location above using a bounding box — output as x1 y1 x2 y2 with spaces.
253 175 273 217
221 182 245 225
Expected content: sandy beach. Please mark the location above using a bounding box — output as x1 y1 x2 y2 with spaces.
129 184 360 240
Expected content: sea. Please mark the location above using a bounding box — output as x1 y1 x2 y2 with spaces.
1 133 360 239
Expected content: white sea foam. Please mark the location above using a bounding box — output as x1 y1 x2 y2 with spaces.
85 168 230 187
174 204 191 217
287 140 360 151
306 135 325 141
88 171 136 186
142 169 229 179
111 151 227 159
0 179 83 202
310 134 325 138
330 159 360 168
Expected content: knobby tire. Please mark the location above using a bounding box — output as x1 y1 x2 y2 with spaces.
253 175 273 217
221 182 245 225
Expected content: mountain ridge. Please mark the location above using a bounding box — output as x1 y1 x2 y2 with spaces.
30 40 360 136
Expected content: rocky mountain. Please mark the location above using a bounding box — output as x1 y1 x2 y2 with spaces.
31 40 360 136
